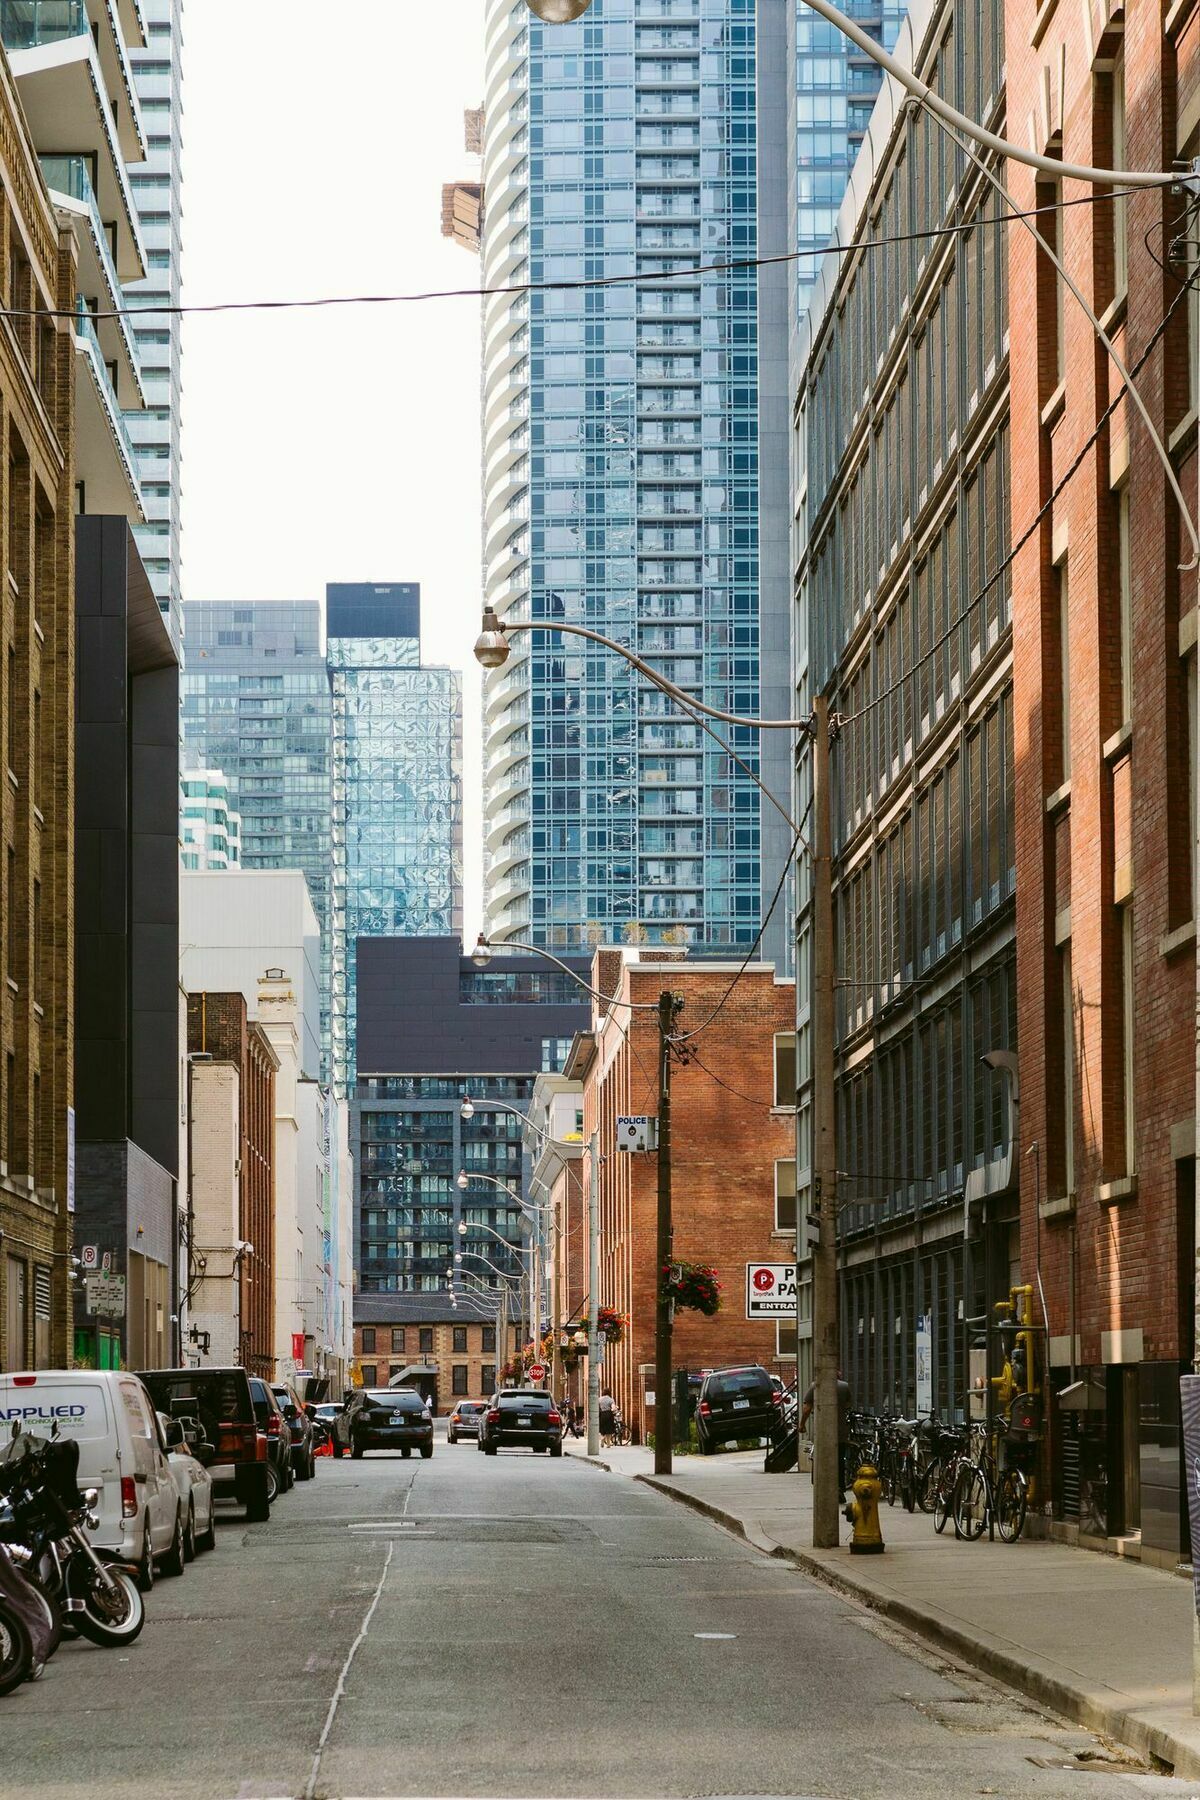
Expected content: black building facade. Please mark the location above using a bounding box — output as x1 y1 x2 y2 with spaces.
353 937 589 1298
74 518 180 1369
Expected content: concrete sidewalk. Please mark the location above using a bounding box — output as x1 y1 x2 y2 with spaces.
564 1437 1200 1779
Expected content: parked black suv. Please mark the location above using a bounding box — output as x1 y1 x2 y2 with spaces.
138 1366 272 1522
335 1389 433 1460
249 1378 294 1498
480 1389 563 1456
695 1365 782 1454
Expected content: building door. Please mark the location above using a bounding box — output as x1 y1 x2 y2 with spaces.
1107 1364 1141 1538
5 1255 27 1370
32 1266 50 1366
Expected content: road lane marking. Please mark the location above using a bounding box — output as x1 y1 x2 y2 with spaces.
305 1538 393 1800
694 1632 738 1639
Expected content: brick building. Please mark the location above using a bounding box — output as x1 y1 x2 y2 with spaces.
1007 0 1198 1555
186 992 278 1375
793 0 1016 1418
579 950 797 1442
0 56 79 1372
352 1294 522 1414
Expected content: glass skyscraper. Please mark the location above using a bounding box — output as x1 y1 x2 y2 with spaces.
480 0 764 952
791 0 904 321
326 584 464 1094
124 0 184 644
180 601 333 1068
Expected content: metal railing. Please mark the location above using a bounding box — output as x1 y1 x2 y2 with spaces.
0 0 87 50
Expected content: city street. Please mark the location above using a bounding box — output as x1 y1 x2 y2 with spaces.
2 1430 1193 1800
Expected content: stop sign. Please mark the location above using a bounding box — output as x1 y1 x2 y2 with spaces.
528 1363 547 1381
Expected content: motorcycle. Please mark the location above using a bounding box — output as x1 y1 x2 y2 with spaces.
0 1426 145 1648
0 1544 54 1691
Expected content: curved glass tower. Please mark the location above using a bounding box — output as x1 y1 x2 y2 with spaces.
481 0 763 952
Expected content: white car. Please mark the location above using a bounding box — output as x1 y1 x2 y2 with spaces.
0 1369 183 1590
156 1413 216 1559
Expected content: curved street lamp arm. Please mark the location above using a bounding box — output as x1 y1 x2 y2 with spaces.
470 934 666 1013
484 614 810 731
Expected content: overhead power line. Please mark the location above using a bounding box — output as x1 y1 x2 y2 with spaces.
4 186 1163 323
838 265 1199 730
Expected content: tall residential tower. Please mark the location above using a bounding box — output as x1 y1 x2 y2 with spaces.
124 0 184 642
326 584 463 1093
180 600 333 1069
479 0 765 952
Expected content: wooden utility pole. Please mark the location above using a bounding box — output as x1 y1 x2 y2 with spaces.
811 695 841 1548
587 1128 601 1457
654 989 675 1475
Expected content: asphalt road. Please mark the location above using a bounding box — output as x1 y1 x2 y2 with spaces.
2 1428 1193 1800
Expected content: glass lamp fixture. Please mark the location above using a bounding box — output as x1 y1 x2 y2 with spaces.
456 1170 469 1190
458 1220 468 1236
473 609 509 670
470 933 492 968
460 1095 475 1120
525 0 593 19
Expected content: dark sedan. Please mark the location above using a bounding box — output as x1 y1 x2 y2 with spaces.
480 1390 563 1456
335 1389 433 1460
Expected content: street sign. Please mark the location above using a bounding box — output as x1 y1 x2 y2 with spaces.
528 1362 547 1381
65 1107 75 1214
79 1245 99 1270
84 1272 126 1320
915 1313 933 1415
746 1262 797 1319
616 1116 657 1152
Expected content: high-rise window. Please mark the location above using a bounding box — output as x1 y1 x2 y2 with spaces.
1119 906 1136 1175
1111 44 1128 298
773 1034 797 1108
774 1159 797 1233
6 846 15 980
1056 561 1071 783
1061 944 1075 1196
1116 489 1132 724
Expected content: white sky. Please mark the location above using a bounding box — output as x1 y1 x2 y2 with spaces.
179 1 487 933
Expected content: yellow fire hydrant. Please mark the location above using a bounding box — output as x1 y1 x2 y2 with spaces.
844 1461 885 1554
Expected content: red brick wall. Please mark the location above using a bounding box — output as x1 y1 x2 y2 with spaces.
582 956 797 1437
1007 0 1196 1371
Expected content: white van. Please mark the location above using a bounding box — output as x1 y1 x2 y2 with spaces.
0 1370 183 1587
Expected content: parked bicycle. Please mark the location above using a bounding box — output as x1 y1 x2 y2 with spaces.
952 1419 1028 1542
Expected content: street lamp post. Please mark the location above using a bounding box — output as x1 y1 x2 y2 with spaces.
474 615 832 1527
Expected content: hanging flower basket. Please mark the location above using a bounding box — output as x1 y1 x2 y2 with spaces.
596 1306 628 1345
660 1260 722 1316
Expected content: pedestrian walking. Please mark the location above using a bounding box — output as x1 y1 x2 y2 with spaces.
599 1389 617 1445
562 1395 580 1438
798 1371 854 1494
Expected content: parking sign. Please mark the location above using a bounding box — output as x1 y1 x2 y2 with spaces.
746 1263 797 1319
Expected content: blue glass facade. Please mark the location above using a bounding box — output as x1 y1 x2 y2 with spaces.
793 0 905 319
481 0 763 952
180 600 333 1072
326 585 464 1093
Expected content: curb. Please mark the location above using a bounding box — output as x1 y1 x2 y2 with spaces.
636 1475 1200 1781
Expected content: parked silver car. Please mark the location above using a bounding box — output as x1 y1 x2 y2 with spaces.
447 1401 487 1443
156 1412 216 1558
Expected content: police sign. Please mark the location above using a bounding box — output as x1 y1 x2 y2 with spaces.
746 1263 797 1319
